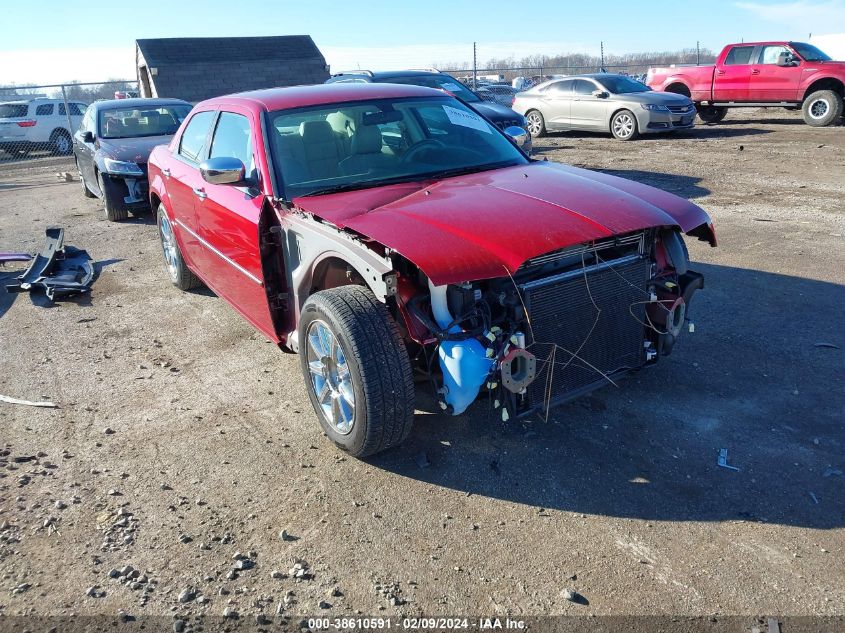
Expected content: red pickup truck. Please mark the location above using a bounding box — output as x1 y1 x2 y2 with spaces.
646 41 844 127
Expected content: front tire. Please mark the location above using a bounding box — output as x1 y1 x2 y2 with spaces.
156 204 201 290
299 286 415 458
697 105 727 124
97 172 129 222
610 110 639 140
802 90 843 127
525 110 546 137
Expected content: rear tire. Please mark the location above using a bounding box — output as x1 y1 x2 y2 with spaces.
51 130 72 155
299 285 415 458
97 172 129 222
156 204 201 291
697 105 727 124
610 110 639 140
802 90 843 127
525 110 546 137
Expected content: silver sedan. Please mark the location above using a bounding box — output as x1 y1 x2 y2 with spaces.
513 74 696 141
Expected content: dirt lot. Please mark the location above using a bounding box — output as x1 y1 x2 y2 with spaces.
1 109 843 628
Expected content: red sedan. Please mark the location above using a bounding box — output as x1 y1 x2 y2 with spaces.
148 83 716 457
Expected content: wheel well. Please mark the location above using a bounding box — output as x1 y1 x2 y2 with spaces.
803 78 844 101
49 128 70 140
311 256 365 293
665 82 691 98
150 192 161 211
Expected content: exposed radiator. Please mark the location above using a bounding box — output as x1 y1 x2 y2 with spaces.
521 254 651 410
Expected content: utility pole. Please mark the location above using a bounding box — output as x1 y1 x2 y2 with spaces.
472 42 477 90
697 41 700 65
600 41 605 72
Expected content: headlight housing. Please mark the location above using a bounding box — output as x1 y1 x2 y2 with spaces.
103 158 144 176
641 103 670 112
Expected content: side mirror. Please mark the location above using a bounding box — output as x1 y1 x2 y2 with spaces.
777 52 796 67
504 125 529 149
82 131 95 143
592 90 610 99
200 157 246 185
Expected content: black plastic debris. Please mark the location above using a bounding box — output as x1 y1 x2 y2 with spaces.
5 227 93 300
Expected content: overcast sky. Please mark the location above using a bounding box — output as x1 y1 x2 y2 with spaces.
1 0 844 86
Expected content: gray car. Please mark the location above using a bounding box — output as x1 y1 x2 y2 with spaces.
513 74 696 141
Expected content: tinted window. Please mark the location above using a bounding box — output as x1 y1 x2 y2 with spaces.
58 102 86 116
546 80 573 94
383 74 481 103
35 103 54 116
210 112 254 176
572 79 596 95
595 75 650 94
791 42 831 62
725 46 755 65
0 104 28 118
179 111 216 162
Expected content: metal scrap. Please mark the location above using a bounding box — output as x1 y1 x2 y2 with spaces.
717 448 740 471
0 252 31 266
5 227 93 300
0 394 58 408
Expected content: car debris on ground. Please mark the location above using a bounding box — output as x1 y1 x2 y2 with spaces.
5 226 93 300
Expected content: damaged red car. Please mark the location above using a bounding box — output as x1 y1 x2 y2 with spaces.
148 83 716 457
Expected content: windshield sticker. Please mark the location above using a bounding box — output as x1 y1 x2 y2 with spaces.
440 82 463 93
442 105 491 134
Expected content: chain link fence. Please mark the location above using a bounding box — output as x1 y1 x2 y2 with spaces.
0 80 138 167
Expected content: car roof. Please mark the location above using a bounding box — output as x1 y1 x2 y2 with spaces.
199 83 445 111
91 98 191 110
332 70 451 80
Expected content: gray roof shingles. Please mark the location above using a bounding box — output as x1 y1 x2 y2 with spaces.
136 35 325 67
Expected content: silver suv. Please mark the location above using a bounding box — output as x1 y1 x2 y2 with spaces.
0 98 88 157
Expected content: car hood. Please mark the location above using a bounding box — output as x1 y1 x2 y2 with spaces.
616 91 692 105
471 101 524 123
96 135 173 163
291 161 714 285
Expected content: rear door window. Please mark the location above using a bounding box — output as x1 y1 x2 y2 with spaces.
35 103 54 116
572 80 596 95
546 80 573 94
178 111 216 163
724 46 755 65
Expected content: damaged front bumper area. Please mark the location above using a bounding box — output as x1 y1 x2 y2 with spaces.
100 169 149 210
406 228 704 420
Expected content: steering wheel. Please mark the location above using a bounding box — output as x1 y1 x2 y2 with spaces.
400 139 446 164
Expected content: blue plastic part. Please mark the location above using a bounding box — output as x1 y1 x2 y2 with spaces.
438 338 495 415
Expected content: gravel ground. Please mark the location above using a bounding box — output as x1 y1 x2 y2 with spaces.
0 108 843 628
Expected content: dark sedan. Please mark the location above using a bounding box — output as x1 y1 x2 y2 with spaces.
73 98 192 221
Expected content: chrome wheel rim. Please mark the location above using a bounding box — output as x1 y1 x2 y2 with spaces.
613 113 634 138
306 319 355 435
527 112 542 136
809 98 830 119
158 213 180 282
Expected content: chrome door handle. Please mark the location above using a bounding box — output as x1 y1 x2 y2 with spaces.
192 187 207 200
162 168 170 177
